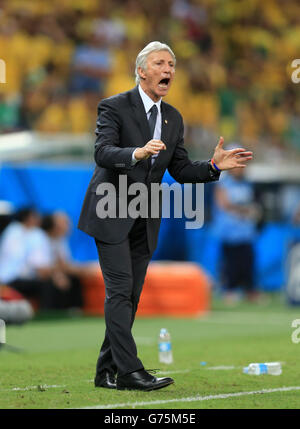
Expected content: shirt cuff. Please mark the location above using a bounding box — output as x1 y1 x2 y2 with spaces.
131 148 139 166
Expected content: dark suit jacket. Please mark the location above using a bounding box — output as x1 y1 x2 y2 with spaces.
78 86 220 253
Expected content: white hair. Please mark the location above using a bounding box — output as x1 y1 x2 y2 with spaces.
135 41 176 85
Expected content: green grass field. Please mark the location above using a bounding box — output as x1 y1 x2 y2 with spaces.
1 294 300 409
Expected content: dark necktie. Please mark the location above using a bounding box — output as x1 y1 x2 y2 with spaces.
148 104 158 138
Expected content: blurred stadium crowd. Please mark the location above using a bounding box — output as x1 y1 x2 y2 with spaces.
0 0 300 154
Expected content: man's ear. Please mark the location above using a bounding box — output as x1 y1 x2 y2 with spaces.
138 67 146 80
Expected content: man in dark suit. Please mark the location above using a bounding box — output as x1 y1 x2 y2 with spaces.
78 41 253 391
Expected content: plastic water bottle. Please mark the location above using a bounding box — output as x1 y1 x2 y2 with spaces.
158 328 173 364
243 362 282 375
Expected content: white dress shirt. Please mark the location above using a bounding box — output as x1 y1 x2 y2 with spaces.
132 85 162 165
0 223 52 283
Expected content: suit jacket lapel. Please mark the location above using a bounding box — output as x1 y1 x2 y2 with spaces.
160 101 170 147
129 86 151 146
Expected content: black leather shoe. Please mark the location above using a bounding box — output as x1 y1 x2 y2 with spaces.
94 371 116 389
116 369 174 391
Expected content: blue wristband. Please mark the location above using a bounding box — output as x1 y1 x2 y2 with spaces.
211 159 221 172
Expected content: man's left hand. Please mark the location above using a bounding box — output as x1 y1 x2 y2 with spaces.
212 137 253 171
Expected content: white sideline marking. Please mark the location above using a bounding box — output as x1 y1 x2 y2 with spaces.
156 369 190 375
206 365 237 370
205 362 286 371
12 384 66 391
0 384 66 392
79 386 300 409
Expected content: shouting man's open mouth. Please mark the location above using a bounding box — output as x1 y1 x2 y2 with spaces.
158 77 170 89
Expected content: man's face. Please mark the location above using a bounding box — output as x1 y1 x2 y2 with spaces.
138 50 175 102
27 212 40 228
53 214 70 238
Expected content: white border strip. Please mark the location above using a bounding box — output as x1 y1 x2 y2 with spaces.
0 384 66 392
79 386 300 409
156 370 191 375
206 366 237 370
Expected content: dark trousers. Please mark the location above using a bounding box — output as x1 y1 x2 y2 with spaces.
10 275 83 310
95 217 152 377
221 242 254 291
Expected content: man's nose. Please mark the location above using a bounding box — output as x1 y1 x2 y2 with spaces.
162 64 172 74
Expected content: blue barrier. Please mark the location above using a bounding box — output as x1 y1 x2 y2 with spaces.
0 162 98 261
254 223 288 291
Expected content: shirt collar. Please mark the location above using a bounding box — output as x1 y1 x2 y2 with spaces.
138 85 161 114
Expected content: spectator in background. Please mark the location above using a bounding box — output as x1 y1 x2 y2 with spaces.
0 93 20 133
91 4 126 48
0 200 14 235
293 205 300 226
39 212 84 311
70 29 112 96
0 205 35 324
0 207 41 286
285 196 300 305
213 148 262 304
0 207 53 309
0 207 78 310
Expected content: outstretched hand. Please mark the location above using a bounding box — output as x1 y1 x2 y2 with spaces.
212 137 253 170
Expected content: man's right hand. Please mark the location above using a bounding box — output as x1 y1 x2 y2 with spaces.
134 139 166 161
